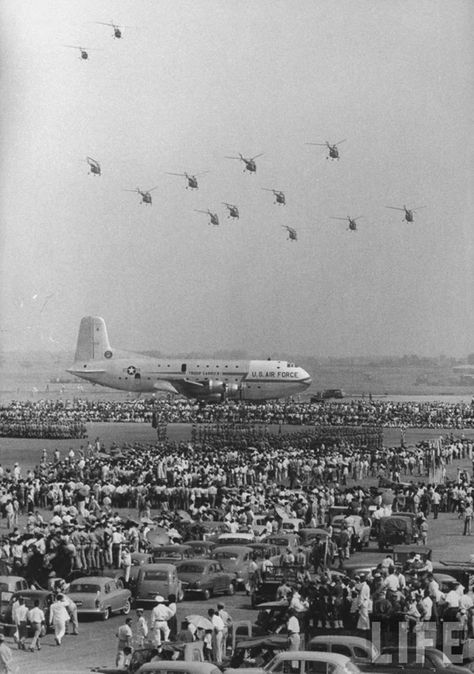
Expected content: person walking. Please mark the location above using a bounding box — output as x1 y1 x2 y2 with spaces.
150 595 172 646
13 597 28 651
49 594 70 646
116 617 133 667
208 608 225 664
463 504 473 536
27 599 45 651
135 608 148 648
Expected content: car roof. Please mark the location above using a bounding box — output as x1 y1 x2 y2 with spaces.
214 545 253 553
155 544 192 552
271 651 351 664
0 576 24 583
140 563 177 571
11 590 52 599
70 576 115 584
138 662 220 673
310 635 376 649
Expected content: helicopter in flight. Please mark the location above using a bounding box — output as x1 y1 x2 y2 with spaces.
222 203 240 219
331 215 362 231
166 171 209 190
64 45 99 60
124 187 158 205
282 226 297 241
262 188 286 205
385 204 425 222
195 209 219 226
94 21 124 39
306 139 346 160
225 153 263 173
86 157 101 176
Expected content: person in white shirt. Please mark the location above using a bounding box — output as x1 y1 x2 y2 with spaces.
287 610 300 668
28 599 45 651
14 597 29 650
116 618 133 667
150 595 172 645
208 608 225 664
49 594 70 646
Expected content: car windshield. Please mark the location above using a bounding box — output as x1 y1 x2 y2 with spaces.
144 571 168 581
178 564 205 574
155 551 182 559
70 583 101 593
0 584 10 593
215 551 238 560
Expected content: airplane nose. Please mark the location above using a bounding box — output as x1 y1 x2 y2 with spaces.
300 369 312 387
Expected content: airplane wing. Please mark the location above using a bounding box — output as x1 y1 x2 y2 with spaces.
152 376 206 397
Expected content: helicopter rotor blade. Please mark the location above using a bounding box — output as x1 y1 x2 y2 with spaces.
146 186 159 193
334 139 346 146
193 171 210 177
305 142 326 146
385 206 405 211
224 156 240 160
353 216 364 221
330 217 349 221
250 153 264 160
165 172 185 177
411 206 426 211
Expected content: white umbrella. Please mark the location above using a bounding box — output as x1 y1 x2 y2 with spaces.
185 615 213 631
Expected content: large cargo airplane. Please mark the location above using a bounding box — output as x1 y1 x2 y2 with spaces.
67 316 312 402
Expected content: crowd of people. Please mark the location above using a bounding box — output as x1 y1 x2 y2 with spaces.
3 397 474 439
0 420 471 669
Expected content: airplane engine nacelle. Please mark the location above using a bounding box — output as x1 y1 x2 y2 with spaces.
206 380 226 394
223 383 242 400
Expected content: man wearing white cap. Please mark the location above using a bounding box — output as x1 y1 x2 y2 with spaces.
150 595 172 645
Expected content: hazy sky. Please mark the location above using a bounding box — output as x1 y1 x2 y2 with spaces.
0 0 472 358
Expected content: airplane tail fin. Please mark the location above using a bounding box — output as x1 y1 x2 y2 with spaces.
74 316 112 361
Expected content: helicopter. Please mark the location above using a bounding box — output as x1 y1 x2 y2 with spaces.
225 153 263 173
385 204 425 223
262 188 286 205
124 186 158 205
331 215 363 231
306 139 346 160
222 203 239 219
64 45 98 60
282 226 297 241
94 21 123 39
166 171 209 190
86 157 101 176
195 209 219 226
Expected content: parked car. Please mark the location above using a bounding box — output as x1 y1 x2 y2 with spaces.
262 533 300 554
359 646 472 674
135 563 183 606
332 515 371 552
186 540 217 558
151 545 194 564
216 533 256 546
309 635 379 663
0 575 29 617
176 559 235 599
3 590 54 636
213 545 254 589
247 544 281 566
378 515 417 550
95 642 205 674
226 649 364 674
299 528 330 548
67 576 132 620
228 634 290 668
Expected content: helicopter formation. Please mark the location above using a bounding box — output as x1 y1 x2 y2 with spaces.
74 20 426 242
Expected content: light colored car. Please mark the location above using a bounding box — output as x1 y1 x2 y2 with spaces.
137 662 221 674
309 635 379 663
226 649 364 674
0 575 29 617
135 563 183 605
216 532 256 546
67 576 132 620
213 545 254 588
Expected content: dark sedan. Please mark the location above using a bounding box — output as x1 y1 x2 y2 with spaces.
176 559 235 600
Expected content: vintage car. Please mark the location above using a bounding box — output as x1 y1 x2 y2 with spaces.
392 544 431 569
262 533 300 554
216 533 256 546
280 518 304 533
135 563 184 605
176 558 235 599
359 646 472 674
3 590 54 636
151 545 194 564
252 566 300 607
95 642 205 674
185 540 217 558
228 634 290 668
225 650 365 674
332 515 371 551
213 545 254 589
248 543 281 565
68 576 132 620
309 635 379 663
378 515 417 550
0 575 29 618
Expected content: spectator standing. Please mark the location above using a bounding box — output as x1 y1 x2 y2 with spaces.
135 608 148 648
27 599 45 651
0 634 13 674
116 617 133 667
49 594 70 646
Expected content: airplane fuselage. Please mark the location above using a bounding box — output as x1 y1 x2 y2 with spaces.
69 353 311 400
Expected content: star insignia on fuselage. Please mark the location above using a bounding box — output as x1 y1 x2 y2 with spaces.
127 366 137 375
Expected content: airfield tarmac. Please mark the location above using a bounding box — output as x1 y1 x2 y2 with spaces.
1 420 474 671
